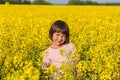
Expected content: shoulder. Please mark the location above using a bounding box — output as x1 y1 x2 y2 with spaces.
44 46 52 51
65 42 74 47
64 42 75 53
44 47 50 54
64 42 75 50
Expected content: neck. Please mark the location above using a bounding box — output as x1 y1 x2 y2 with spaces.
50 43 64 49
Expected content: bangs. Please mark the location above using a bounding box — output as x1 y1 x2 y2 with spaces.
53 26 67 34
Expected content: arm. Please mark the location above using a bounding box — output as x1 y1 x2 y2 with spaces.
42 51 51 69
64 43 76 62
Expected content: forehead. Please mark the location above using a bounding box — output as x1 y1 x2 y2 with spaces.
54 32 65 35
53 26 66 34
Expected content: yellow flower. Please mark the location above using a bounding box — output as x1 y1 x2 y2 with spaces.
60 48 65 56
46 51 49 56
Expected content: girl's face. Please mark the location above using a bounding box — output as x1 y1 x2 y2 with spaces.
52 32 66 46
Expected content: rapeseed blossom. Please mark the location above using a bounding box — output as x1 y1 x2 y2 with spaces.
0 5 120 80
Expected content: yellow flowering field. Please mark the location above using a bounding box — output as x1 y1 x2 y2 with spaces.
0 5 120 80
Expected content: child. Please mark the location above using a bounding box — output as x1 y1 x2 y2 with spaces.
42 20 75 79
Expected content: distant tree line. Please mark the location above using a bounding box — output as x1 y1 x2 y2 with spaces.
68 0 98 5
0 0 31 4
0 0 51 4
32 0 52 5
0 0 120 5
68 0 120 5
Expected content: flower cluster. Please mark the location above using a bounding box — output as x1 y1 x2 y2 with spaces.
0 5 120 80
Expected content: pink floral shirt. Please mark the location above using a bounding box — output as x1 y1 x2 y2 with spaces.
43 43 75 68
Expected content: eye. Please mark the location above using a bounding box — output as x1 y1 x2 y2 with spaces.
56 34 59 36
55 33 60 36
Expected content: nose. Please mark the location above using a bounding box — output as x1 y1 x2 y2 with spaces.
58 36 62 42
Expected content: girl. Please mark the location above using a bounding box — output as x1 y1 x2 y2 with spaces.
42 20 75 79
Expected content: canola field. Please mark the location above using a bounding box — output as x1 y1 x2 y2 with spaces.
0 5 120 80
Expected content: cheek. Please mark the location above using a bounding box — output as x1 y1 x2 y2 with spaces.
52 35 57 41
62 37 66 42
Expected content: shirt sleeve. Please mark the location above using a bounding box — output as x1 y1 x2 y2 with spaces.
64 43 75 61
68 43 75 54
43 50 51 69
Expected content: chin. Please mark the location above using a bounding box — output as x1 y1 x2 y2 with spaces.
56 44 61 46
55 43 61 46
55 42 64 46
58 43 64 46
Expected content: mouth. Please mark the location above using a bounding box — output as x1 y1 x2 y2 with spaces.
57 41 62 43
55 41 61 45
